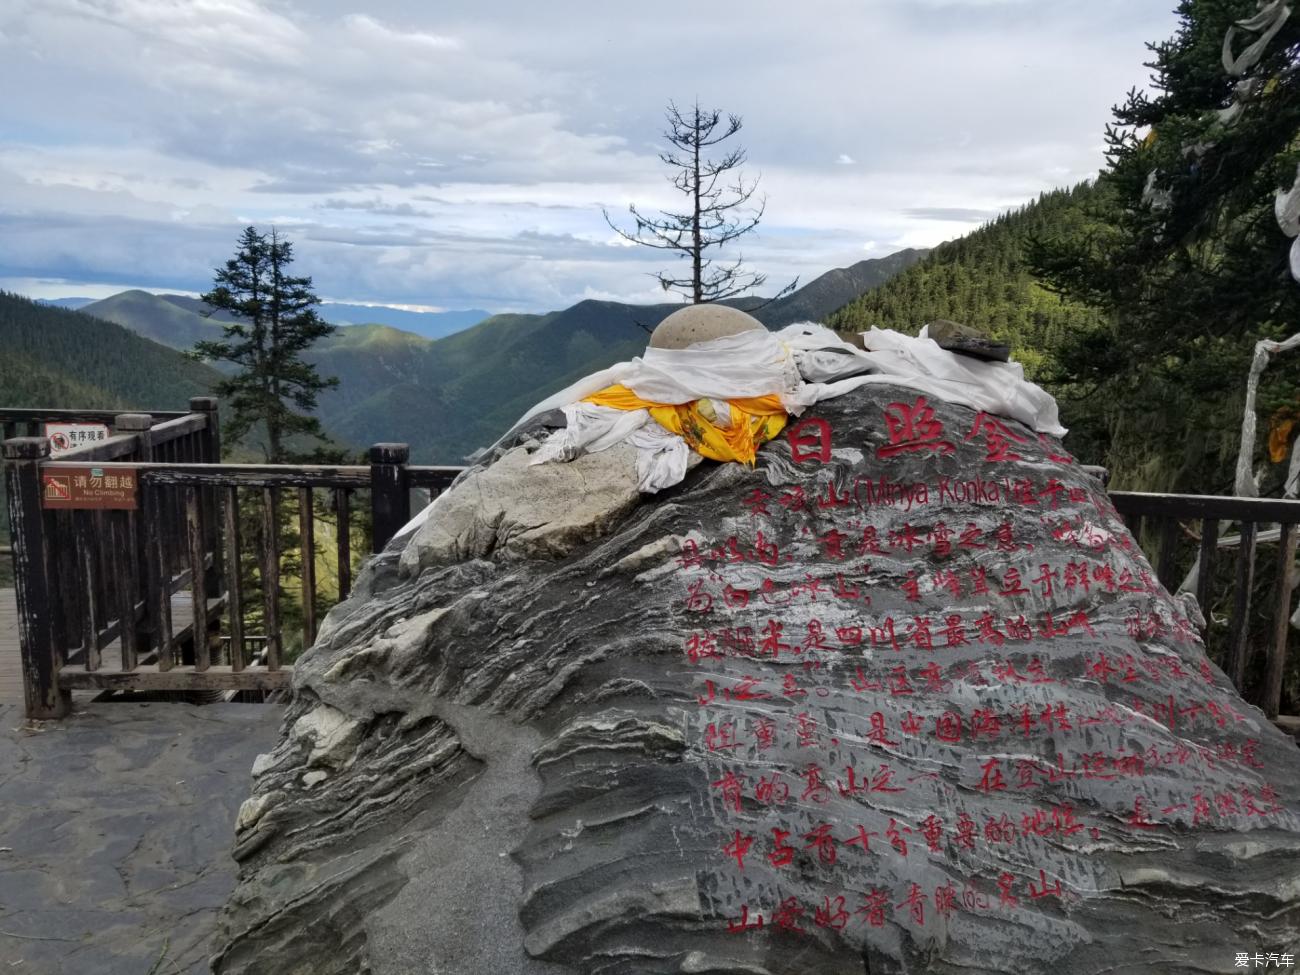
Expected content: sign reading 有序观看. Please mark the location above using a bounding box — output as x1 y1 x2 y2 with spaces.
42 422 111 457
41 466 139 510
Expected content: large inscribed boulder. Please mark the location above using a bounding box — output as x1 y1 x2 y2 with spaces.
213 384 1300 975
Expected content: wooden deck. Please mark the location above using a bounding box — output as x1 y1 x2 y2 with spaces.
0 587 198 709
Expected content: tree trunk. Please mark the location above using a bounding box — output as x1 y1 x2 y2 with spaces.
267 421 282 465
692 104 702 304
269 232 284 464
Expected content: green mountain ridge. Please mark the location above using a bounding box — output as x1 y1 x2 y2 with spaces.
828 185 1104 383
314 250 925 463
826 184 1116 467
0 291 222 413
80 289 226 351
762 248 929 327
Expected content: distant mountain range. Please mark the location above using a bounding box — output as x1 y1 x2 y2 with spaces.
312 302 491 339
67 292 491 343
40 297 97 310
34 248 927 463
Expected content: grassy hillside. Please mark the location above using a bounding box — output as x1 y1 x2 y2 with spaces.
80 289 226 350
828 184 1104 382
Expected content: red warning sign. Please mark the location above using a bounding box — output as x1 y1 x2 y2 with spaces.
41 466 139 510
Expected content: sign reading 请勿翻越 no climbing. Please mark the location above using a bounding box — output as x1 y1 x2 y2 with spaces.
41 465 139 510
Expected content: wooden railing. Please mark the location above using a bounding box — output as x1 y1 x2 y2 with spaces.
1111 491 1300 720
0 407 191 444
3 400 462 719
0 407 193 564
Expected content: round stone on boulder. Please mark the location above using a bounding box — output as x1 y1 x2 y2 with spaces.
649 304 765 349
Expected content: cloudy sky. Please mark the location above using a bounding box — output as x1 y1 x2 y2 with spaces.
0 0 1179 314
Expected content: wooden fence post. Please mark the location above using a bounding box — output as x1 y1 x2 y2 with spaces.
369 443 410 553
190 396 221 463
187 397 223 632
114 413 154 460
1264 523 1297 719
3 437 69 718
117 413 170 666
1155 517 1180 590
1195 518 1219 627
1226 521 1258 691
335 489 352 600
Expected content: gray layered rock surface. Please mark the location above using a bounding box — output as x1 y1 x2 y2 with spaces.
214 384 1300 975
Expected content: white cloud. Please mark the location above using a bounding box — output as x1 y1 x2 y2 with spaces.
0 0 1180 311
341 13 460 51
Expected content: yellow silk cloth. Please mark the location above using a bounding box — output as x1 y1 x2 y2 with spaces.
583 384 788 466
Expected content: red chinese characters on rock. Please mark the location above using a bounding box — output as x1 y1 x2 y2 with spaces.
965 412 1029 463
786 412 1065 470
738 466 1110 524
697 696 1265 772
706 690 1282 936
691 655 1228 750
715 805 1096 873
788 417 832 464
892 558 1155 604
725 871 1078 936
1051 516 1137 554
684 607 1112 659
686 414 1269 944
1039 433 1075 464
877 396 956 459
965 756 1283 825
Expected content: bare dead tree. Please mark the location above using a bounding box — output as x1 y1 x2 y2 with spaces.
605 101 794 304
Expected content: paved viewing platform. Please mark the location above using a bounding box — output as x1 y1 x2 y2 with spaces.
0 592 285 973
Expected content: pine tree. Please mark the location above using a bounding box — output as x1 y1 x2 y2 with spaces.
1029 0 1300 492
191 227 340 463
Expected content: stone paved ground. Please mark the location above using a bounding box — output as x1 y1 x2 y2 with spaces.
0 702 283 974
